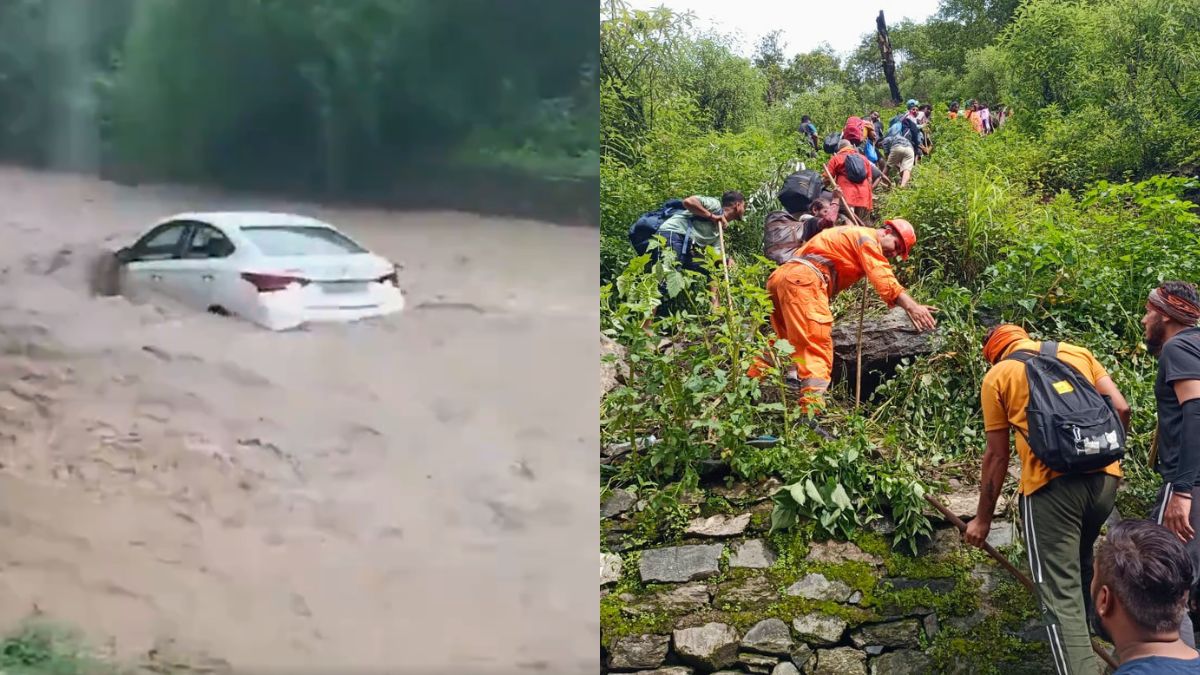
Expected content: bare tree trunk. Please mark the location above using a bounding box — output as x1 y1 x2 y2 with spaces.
876 11 902 105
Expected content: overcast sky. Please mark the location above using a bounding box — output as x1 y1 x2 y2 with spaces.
620 0 943 59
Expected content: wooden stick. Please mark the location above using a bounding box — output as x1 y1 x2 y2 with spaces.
855 286 867 407
715 219 734 310
923 494 1120 671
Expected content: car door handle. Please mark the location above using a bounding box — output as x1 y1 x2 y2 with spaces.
150 274 162 282
202 275 214 282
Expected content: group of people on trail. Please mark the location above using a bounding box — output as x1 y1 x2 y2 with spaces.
626 96 1200 672
949 99 1007 134
963 282 1200 674
632 104 945 428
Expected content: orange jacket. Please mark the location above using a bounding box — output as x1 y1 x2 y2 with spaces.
795 226 906 306
824 146 874 210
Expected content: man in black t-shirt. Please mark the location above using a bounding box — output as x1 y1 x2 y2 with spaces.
1143 279 1200 646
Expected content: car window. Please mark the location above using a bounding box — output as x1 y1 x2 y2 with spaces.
241 226 367 257
183 225 235 259
131 223 189 261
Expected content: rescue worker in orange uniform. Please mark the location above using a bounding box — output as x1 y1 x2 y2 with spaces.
749 219 938 422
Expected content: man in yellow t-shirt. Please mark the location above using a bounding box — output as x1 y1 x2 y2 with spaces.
965 324 1131 675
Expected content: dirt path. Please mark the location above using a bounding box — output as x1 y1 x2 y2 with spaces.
0 166 598 672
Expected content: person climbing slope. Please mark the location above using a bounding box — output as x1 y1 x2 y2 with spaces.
1141 280 1200 647
748 220 938 430
967 323 1131 675
825 139 880 224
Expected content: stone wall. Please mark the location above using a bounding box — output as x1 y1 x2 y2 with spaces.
601 480 1059 675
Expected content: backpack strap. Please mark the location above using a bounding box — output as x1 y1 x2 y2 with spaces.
1039 341 1059 359
1002 349 1037 364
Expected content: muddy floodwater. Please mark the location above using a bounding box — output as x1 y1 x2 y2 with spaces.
0 166 598 672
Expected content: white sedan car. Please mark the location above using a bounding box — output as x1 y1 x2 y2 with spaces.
109 212 406 331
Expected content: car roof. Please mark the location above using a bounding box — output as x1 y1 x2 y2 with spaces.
154 211 333 230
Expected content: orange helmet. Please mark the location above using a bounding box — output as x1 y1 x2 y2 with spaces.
884 219 916 260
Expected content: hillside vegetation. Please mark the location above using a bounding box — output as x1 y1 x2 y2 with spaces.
0 0 598 191
600 0 1200 551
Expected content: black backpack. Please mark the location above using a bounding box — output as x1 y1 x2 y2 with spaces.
822 132 842 154
1004 342 1126 474
628 199 686 255
843 152 870 184
778 169 823 213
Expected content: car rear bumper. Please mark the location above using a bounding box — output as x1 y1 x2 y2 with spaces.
249 283 406 331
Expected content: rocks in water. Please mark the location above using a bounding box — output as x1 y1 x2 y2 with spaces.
739 651 781 673
831 306 940 366
741 618 794 657
786 573 853 602
638 583 712 613
686 513 752 537
850 619 922 649
608 634 670 670
730 539 777 569
714 576 779 608
601 334 628 397
813 647 868 675
773 662 802 675
792 613 848 646
602 489 637 518
805 540 884 567
673 623 741 671
602 553 623 586
870 649 934 675
640 544 724 583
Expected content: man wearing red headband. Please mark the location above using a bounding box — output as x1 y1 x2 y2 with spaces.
1142 280 1200 647
968 323 1131 675
747 219 938 434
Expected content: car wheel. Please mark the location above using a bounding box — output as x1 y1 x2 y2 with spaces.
88 250 123 297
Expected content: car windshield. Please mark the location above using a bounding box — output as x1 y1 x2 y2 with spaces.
241 226 367 257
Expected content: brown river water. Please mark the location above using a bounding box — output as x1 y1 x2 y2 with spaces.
0 166 599 673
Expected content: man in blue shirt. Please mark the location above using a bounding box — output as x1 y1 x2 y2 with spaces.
1092 519 1200 673
798 115 818 153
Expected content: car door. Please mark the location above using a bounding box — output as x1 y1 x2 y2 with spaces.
123 221 192 304
174 223 237 310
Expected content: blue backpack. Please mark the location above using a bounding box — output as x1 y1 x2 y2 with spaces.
628 199 687 255
861 140 879 164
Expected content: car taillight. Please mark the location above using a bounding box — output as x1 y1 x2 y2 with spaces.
377 264 400 285
241 272 309 292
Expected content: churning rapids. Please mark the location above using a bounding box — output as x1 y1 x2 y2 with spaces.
0 166 598 673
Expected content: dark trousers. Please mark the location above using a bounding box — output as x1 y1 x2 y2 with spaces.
1020 473 1118 675
1149 483 1200 647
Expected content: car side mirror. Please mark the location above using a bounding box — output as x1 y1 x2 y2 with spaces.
115 247 133 264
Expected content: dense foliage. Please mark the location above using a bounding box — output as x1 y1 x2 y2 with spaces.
0 0 598 191
600 0 1200 551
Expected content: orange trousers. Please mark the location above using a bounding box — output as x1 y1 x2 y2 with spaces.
749 262 834 411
